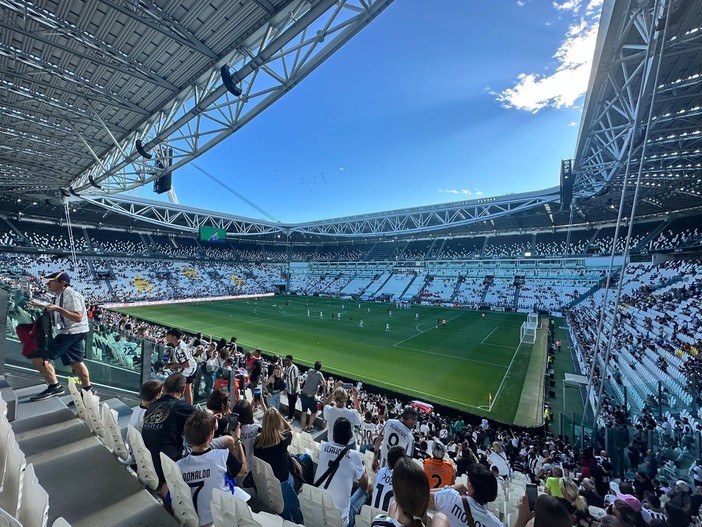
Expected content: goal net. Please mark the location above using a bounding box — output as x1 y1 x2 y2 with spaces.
527 312 540 328
520 322 537 344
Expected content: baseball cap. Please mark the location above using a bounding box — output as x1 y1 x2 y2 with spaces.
44 271 70 285
675 480 690 493
608 483 641 512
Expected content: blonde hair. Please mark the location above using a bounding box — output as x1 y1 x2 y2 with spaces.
255 407 287 449
333 387 348 407
492 442 503 454
560 478 588 512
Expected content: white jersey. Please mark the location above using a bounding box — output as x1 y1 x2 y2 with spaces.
54 287 89 334
177 449 231 526
324 405 362 445
378 419 414 468
314 441 365 527
239 423 260 475
371 467 394 512
173 341 197 377
359 421 378 448
433 488 502 527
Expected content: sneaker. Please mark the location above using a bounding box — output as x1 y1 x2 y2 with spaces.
30 385 65 401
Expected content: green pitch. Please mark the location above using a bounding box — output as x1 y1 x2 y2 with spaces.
116 296 539 424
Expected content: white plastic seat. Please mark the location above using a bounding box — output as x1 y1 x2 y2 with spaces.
127 425 159 491
81 390 105 438
101 402 131 462
211 488 282 527
250 457 284 515
355 505 386 527
51 519 72 527
0 422 14 480
66 379 88 423
0 508 22 527
17 463 49 527
298 484 342 527
159 452 200 527
0 439 26 517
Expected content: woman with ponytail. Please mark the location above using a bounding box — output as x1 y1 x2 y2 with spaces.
558 477 594 526
372 457 449 527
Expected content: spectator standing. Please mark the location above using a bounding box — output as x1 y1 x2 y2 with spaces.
324 384 362 446
265 363 286 411
299 360 325 431
165 328 197 404
29 271 93 400
373 407 418 472
283 355 299 423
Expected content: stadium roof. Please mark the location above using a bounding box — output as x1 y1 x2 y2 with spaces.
1 0 701 240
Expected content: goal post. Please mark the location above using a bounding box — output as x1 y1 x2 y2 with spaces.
527 312 539 329
520 322 537 344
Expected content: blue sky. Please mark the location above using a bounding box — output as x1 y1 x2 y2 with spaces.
156 0 603 223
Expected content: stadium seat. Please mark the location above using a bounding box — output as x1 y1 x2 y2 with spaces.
66 379 88 423
355 505 386 527
298 484 342 527
17 463 49 527
250 457 284 515
127 425 159 491
81 390 105 439
0 508 22 527
210 488 282 527
0 438 26 517
51 519 72 527
159 453 200 527
101 402 132 463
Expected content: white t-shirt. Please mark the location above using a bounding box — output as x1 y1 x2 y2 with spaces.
314 441 365 527
371 467 394 512
487 451 510 477
239 423 260 476
433 488 501 527
324 405 362 445
378 419 415 468
173 341 197 377
128 405 148 433
359 421 378 447
55 287 89 334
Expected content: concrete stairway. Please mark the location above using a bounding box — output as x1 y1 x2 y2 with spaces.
8 379 179 527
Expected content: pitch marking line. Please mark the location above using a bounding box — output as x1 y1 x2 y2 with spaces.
481 326 499 344
489 340 523 411
392 313 464 347
392 345 509 368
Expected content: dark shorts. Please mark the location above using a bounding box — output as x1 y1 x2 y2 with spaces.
185 373 196 384
300 394 317 413
47 333 87 366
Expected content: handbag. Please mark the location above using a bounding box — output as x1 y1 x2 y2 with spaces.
16 310 53 359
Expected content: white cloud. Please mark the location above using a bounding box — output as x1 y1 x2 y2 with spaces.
553 0 581 11
517 1 525 7
495 3 600 113
568 121 578 126
438 188 478 196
